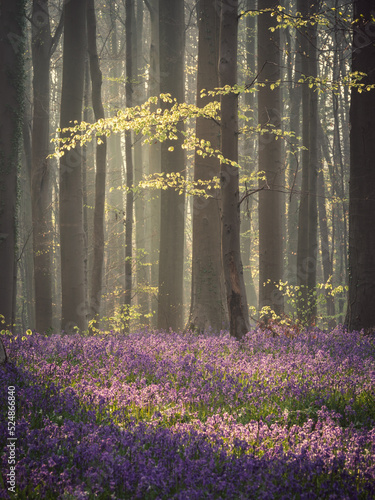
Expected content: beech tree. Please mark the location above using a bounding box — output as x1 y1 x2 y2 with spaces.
257 0 284 316
0 0 26 328
296 0 318 324
105 0 125 317
219 0 250 339
144 0 161 326
87 0 107 324
157 0 185 330
133 0 149 321
59 0 87 332
189 0 228 333
31 0 62 333
241 0 257 310
124 0 134 329
346 0 375 332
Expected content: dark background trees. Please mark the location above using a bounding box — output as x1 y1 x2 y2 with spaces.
59 0 87 333
157 0 186 330
189 0 227 333
219 0 250 339
0 0 26 327
257 0 284 316
346 0 375 333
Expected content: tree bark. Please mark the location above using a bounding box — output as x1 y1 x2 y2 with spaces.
59 0 87 332
189 0 228 333
242 0 257 309
31 0 54 333
157 0 185 330
219 0 250 339
0 337 7 365
87 0 107 325
145 0 161 327
134 0 149 322
296 0 318 325
106 0 125 317
285 13 301 293
346 1 375 333
0 0 26 328
124 0 134 332
332 24 348 324
21 83 35 330
317 167 335 326
258 0 284 316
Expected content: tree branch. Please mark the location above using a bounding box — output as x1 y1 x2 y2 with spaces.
239 183 269 205
50 10 64 56
143 0 152 14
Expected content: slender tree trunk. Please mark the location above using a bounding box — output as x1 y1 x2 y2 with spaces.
296 0 318 325
157 0 185 330
242 0 257 309
346 1 375 333
50 58 62 330
219 0 250 339
332 32 348 324
22 89 35 329
31 0 53 332
59 0 87 332
124 0 134 331
285 15 301 293
87 0 107 325
296 1 311 322
0 0 26 328
106 2 125 317
145 0 161 327
258 0 284 316
133 0 149 322
0 336 7 364
319 120 339 319
317 167 335 326
189 0 227 333
306 10 318 317
82 57 91 320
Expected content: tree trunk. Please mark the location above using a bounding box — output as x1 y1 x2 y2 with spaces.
346 1 375 333
219 0 250 339
59 0 87 333
145 0 161 327
0 337 7 365
87 0 107 325
22 84 35 330
258 0 284 316
82 57 91 322
124 0 134 332
332 22 348 324
134 0 149 322
106 1 125 317
241 0 257 310
31 0 53 333
157 0 185 330
285 14 301 294
296 0 318 325
317 167 335 326
306 9 318 318
189 0 227 333
0 0 26 328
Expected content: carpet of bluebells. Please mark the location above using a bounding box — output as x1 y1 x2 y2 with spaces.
1 325 375 499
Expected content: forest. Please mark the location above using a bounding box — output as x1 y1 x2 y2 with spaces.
1 0 375 498
0 0 374 338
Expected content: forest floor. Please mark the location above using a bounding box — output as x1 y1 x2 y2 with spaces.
1 326 375 499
